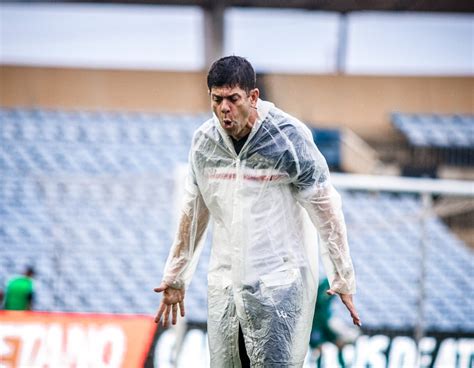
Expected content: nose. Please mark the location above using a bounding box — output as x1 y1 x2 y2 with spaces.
220 99 230 114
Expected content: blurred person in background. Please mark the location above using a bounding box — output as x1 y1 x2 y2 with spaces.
0 266 36 311
154 56 360 367
310 278 360 367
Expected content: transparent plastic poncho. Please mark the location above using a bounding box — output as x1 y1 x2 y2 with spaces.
162 99 356 367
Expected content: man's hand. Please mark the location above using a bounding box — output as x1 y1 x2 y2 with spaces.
327 289 362 327
154 282 186 328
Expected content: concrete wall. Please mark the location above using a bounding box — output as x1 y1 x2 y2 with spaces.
264 74 474 142
1 65 472 142
0 66 209 113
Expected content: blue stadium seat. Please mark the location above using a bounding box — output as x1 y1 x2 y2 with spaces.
392 112 474 149
0 108 472 335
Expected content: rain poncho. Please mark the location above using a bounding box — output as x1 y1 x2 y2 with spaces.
162 99 356 367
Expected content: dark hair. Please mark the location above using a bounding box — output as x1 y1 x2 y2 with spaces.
207 56 256 93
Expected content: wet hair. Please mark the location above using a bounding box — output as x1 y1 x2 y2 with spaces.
207 56 256 93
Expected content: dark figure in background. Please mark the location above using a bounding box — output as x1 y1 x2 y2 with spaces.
1 266 36 311
310 278 360 367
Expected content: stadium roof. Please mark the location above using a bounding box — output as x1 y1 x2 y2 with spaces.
12 0 474 13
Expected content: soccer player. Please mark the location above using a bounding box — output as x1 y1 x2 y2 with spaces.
154 56 360 367
1 266 36 311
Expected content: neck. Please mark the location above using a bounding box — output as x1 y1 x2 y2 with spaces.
231 109 258 140
231 129 250 141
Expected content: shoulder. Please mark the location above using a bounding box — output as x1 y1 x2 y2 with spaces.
196 117 215 133
265 106 314 144
6 276 21 288
191 118 215 145
188 118 222 167
7 276 21 284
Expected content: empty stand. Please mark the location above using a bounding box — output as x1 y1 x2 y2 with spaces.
0 108 472 333
392 113 474 148
392 113 474 174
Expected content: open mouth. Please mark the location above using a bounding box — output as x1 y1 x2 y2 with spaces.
223 119 233 128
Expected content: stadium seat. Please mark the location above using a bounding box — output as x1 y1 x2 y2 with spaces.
0 108 472 334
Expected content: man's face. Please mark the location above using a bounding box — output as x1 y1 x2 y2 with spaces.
210 85 259 140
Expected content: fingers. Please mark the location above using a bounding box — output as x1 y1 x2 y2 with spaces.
155 302 184 326
349 305 362 327
172 304 178 325
154 302 166 324
329 291 363 327
341 295 362 327
162 304 171 328
349 307 362 327
154 285 185 327
153 282 168 293
353 314 362 327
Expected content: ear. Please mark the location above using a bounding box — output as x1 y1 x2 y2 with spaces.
249 88 260 107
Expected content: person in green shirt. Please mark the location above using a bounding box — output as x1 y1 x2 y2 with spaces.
310 278 345 367
1 266 35 311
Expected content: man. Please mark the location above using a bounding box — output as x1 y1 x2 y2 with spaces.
154 56 360 367
1 266 35 311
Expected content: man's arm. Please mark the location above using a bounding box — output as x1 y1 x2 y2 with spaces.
161 204 210 289
291 124 361 326
154 190 210 327
302 184 355 294
300 184 360 326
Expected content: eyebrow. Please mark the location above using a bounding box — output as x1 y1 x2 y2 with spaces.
211 93 240 99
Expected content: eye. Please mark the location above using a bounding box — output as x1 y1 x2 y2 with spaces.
230 95 239 103
212 96 222 103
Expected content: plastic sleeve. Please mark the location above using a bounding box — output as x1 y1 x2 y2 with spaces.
292 125 356 294
298 183 356 294
161 164 210 289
